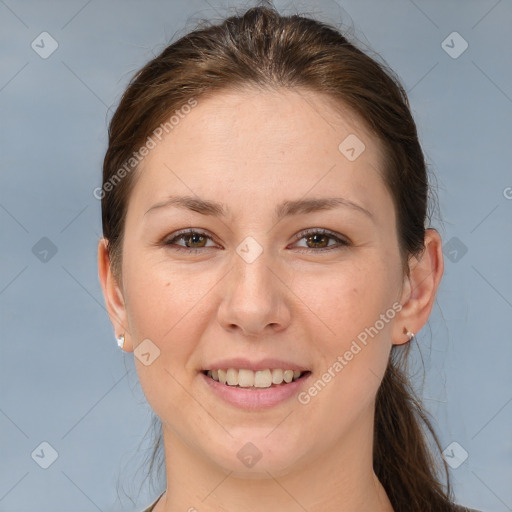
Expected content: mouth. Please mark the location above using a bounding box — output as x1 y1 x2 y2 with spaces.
201 368 312 389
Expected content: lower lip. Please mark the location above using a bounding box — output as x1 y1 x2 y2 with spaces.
200 371 312 410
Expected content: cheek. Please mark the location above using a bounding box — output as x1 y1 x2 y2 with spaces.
296 256 395 404
295 257 393 348
123 246 215 341
122 261 213 420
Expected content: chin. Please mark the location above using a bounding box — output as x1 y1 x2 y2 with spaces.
206 435 308 479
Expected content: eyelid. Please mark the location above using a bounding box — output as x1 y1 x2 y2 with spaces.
290 228 351 252
291 227 350 244
163 228 350 252
163 228 218 251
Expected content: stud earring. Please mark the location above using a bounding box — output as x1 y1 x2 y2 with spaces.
404 329 415 342
116 334 125 349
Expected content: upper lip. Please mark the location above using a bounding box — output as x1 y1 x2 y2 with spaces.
202 358 310 372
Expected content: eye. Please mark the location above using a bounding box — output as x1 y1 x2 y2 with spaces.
292 228 350 252
162 228 350 253
163 229 218 252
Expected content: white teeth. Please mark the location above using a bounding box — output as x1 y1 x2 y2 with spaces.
205 368 306 388
226 368 238 386
254 369 272 388
272 368 283 384
238 369 254 387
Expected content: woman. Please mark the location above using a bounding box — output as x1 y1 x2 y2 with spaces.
98 4 482 512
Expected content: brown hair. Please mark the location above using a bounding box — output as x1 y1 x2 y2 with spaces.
102 4 456 511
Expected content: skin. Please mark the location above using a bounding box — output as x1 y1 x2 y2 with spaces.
98 87 443 512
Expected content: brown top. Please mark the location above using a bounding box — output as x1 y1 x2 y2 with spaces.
141 494 481 512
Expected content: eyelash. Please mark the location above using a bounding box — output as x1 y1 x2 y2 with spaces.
163 228 351 253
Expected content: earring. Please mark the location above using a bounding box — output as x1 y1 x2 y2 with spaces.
405 329 415 342
116 334 125 349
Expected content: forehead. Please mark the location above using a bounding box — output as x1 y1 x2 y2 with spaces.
160 86 379 158
130 87 391 221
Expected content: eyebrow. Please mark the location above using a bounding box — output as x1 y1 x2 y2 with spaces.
144 195 374 221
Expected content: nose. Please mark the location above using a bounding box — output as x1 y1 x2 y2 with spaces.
217 251 292 337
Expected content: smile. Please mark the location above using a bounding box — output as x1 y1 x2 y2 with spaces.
202 368 310 388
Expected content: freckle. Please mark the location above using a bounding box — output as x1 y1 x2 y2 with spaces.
165 282 170 287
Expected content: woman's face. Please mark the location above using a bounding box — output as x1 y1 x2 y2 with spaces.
107 88 412 476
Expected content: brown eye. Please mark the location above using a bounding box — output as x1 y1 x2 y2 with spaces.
305 233 330 249
293 229 350 252
182 232 208 248
164 230 216 252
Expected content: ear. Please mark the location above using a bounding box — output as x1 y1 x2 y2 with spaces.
392 228 444 346
97 238 133 352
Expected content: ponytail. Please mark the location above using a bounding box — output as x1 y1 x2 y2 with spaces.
374 347 455 511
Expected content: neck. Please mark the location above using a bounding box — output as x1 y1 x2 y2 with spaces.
154 408 394 512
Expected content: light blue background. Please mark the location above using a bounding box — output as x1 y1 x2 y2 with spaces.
1 1 511 511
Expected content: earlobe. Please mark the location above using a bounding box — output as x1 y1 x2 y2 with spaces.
97 238 133 352
391 229 444 346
